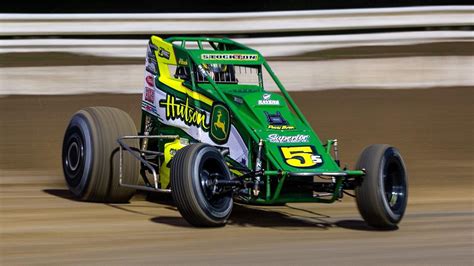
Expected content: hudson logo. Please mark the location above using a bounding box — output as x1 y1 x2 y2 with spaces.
210 103 230 144
159 94 209 130
258 93 280 105
201 54 258 61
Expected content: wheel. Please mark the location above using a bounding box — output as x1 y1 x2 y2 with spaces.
62 107 139 203
171 143 233 227
355 144 408 229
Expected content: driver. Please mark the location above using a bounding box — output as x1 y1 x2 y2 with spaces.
203 63 236 83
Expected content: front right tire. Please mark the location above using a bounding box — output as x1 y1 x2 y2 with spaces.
355 144 408 229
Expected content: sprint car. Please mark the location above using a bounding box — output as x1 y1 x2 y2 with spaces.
62 36 408 228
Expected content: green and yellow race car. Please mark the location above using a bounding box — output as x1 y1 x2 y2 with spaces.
62 36 408 228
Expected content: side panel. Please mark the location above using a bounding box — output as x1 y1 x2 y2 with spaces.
141 36 249 166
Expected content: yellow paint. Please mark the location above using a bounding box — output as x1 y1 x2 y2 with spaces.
229 168 244 177
151 35 214 107
158 77 214 106
159 139 187 189
151 36 177 65
213 111 226 135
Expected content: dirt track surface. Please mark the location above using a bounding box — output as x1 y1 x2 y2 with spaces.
1 88 473 265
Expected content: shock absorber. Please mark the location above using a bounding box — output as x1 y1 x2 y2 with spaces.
141 115 153 156
253 139 264 196
333 139 340 167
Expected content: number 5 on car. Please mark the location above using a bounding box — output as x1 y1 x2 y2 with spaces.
280 146 322 168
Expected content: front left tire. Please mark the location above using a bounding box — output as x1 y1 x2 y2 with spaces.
171 143 233 227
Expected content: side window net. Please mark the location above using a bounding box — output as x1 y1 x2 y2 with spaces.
196 65 259 85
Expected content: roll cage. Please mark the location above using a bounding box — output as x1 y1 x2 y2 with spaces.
164 37 264 87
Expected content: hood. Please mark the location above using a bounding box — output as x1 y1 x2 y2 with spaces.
226 91 340 173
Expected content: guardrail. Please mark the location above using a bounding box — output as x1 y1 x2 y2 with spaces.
1 31 472 57
1 6 472 94
1 6 473 36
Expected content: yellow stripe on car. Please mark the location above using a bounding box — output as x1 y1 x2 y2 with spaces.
152 36 214 107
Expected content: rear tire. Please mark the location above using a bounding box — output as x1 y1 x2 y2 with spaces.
171 143 233 227
62 107 139 203
355 144 408 229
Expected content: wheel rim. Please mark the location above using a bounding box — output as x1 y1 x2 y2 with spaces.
198 157 230 211
67 141 81 171
63 128 85 184
382 155 407 214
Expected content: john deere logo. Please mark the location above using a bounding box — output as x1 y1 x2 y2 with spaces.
210 103 230 144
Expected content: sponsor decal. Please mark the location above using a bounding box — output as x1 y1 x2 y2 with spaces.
145 42 158 75
154 90 246 163
178 58 188 66
145 75 154 87
268 125 295 130
280 145 323 168
201 54 258 61
267 134 310 143
158 47 170 59
144 87 154 103
145 105 154 113
265 111 288 126
149 42 158 51
157 94 232 145
145 55 157 75
142 101 158 115
147 57 157 65
258 93 280 105
147 47 156 59
146 64 157 75
233 96 243 104
159 94 209 130
210 103 230 144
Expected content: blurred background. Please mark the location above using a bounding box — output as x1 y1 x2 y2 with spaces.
1 1 473 265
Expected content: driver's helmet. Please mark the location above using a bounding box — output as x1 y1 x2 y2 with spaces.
203 63 236 82
204 63 227 73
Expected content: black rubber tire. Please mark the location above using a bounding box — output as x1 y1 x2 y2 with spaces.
62 107 139 203
171 143 233 227
355 144 408 229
